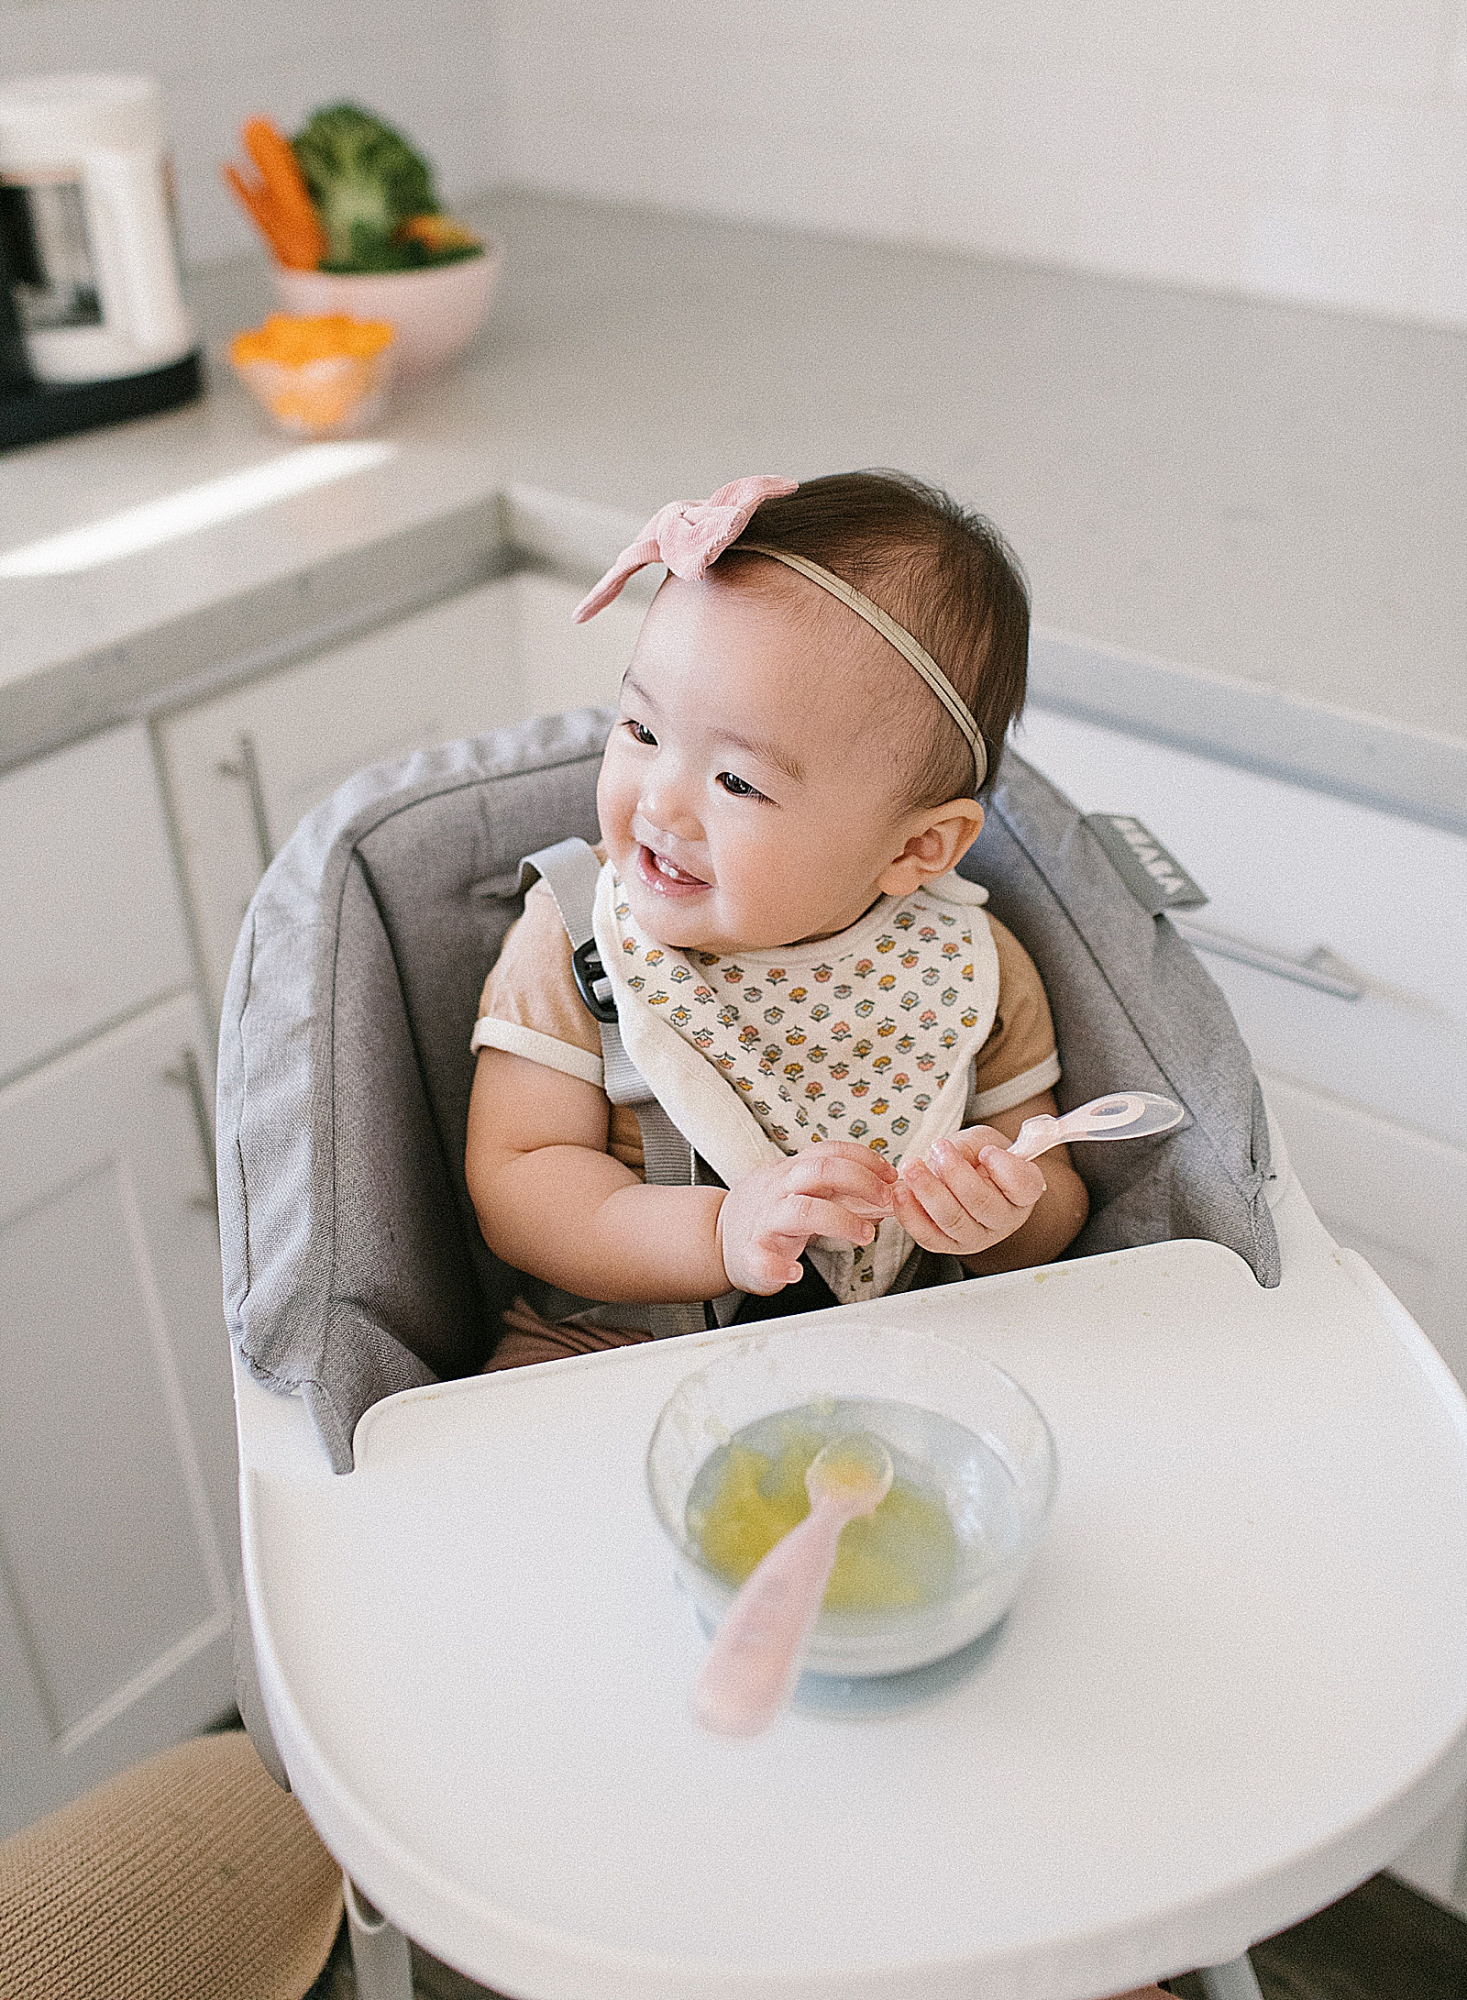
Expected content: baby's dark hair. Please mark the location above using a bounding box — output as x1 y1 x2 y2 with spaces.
725 470 1029 807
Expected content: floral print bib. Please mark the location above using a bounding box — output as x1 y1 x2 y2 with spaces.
598 868 1002 1300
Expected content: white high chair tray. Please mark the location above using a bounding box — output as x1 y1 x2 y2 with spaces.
242 1192 1467 2000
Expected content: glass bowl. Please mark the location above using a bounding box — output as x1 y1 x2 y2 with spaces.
233 347 393 438
646 1322 1057 1678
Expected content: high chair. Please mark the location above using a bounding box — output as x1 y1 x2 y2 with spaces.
220 707 1467 2000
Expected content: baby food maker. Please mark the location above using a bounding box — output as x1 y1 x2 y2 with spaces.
0 73 201 450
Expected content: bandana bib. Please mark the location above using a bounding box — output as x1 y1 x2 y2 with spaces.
592 864 1001 1302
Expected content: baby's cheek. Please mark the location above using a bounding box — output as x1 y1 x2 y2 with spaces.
595 766 632 850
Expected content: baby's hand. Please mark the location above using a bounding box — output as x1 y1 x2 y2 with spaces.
717 1142 897 1295
892 1126 1046 1261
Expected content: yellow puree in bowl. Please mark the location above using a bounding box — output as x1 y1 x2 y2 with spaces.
691 1429 958 1611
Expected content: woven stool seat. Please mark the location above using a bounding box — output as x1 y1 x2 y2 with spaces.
0 1731 342 2000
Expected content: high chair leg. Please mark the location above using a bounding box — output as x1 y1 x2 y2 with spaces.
1196 1954 1264 2000
344 1873 414 2000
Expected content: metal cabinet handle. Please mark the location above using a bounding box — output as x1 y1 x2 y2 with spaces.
164 1047 218 1213
1172 917 1365 1000
217 730 275 874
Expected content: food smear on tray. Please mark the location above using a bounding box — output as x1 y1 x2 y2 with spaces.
686 1399 963 1612
223 103 485 273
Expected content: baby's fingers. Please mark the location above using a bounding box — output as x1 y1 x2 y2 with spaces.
777 1191 880 1248
784 1146 895 1218
895 1136 1045 1254
975 1143 1046 1209
890 1175 966 1253
898 1152 991 1244
740 1244 806 1294
805 1140 899 1182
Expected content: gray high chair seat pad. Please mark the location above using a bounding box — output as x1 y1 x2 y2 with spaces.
217 708 1276 1472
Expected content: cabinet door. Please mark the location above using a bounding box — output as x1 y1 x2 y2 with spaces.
1260 1069 1467 1390
0 994 236 1835
158 571 641 1009
0 723 193 1086
1014 705 1467 1379
1013 706 1467 1145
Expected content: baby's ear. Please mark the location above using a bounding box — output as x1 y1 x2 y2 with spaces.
878 800 985 897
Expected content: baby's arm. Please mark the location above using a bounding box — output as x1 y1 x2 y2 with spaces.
466 1048 897 1300
892 1088 1089 1275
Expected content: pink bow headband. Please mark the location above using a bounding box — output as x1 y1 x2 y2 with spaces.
573 475 988 789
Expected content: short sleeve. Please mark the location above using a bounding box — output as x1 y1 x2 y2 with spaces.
967 917 1061 1121
472 878 605 1087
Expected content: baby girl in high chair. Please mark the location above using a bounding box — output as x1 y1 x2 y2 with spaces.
467 468 1088 1352
467 471 1170 2000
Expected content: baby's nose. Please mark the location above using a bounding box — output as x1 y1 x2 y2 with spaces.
633 780 701 844
632 805 695 852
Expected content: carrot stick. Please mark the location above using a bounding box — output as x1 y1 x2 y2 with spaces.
242 119 324 247
222 163 308 268
222 164 288 265
222 118 326 270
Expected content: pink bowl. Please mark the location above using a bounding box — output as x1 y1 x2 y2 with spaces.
271 247 502 380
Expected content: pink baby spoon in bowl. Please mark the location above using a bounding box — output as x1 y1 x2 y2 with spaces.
692 1432 894 1738
1008 1090 1184 1162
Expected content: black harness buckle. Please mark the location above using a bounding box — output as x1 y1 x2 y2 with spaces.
571 937 618 1023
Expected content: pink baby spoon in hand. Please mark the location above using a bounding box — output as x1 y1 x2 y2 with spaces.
1008 1090 1184 1162
692 1433 894 1738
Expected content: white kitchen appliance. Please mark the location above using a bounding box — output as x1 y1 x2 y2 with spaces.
0 73 201 447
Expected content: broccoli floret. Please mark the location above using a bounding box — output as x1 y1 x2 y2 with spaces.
291 103 439 271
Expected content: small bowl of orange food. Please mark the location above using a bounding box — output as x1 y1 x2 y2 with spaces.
228 313 395 438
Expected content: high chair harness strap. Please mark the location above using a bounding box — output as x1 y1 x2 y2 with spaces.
518 839 738 1338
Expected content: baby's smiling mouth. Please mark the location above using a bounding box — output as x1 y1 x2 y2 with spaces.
637 844 710 894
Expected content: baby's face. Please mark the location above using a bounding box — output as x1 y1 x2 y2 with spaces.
597 573 928 955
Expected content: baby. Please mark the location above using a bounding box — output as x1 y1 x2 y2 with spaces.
466 474 1176 2000
465 470 1091 1360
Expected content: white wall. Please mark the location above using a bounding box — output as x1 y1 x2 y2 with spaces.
4 0 1464 325
496 0 1467 327
0 0 504 267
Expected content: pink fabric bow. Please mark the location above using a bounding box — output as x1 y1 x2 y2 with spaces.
572 475 798 622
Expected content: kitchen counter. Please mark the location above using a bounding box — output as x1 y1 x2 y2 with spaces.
2 187 1464 830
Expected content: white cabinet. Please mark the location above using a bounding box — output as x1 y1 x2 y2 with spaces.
158 570 640 1009
1258 1069 1467 1388
0 723 194 1087
0 993 235 1835
0 568 640 1836
1014 703 1467 1386
0 726 235 1834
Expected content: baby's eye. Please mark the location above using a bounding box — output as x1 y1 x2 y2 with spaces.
624 719 657 746
717 771 766 800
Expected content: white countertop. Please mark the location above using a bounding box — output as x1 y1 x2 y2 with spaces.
2 188 1464 827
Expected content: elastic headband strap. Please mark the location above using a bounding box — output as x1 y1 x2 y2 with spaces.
740 543 988 791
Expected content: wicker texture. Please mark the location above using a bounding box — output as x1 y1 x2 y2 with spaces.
0 1732 342 2000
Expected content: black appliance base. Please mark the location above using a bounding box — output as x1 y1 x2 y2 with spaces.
1 349 203 453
